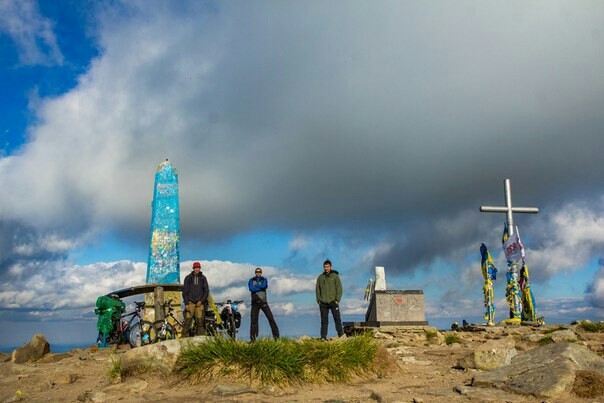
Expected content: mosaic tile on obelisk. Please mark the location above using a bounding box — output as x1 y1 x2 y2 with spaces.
145 159 182 322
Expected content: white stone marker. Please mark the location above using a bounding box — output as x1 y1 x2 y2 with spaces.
375 266 386 291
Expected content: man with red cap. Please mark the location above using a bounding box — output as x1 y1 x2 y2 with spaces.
182 261 209 336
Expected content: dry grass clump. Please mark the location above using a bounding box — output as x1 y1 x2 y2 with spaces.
576 321 604 333
537 335 554 346
444 333 462 345
107 354 158 382
424 329 437 342
175 334 386 386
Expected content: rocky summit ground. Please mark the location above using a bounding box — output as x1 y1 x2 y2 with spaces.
1 323 603 402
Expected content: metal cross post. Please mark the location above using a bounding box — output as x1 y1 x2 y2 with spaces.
480 178 539 323
480 179 539 235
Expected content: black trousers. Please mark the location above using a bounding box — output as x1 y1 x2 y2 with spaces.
320 301 343 339
250 302 280 340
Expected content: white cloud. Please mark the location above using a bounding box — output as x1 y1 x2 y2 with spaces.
271 302 316 317
289 236 308 251
585 262 604 309
270 275 316 296
0 259 323 321
341 298 368 316
526 201 604 281
181 260 316 297
0 0 63 66
0 260 145 322
281 302 295 315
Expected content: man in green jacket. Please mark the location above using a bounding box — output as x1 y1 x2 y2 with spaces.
316 259 343 339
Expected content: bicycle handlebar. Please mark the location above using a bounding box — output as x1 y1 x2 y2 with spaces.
158 299 174 308
216 300 244 306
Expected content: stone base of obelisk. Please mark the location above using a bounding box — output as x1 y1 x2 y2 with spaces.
144 290 183 323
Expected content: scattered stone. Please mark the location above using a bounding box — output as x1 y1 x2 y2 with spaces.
424 347 470 356
55 373 77 384
472 342 604 398
456 337 517 370
37 353 72 364
387 346 413 356
0 353 11 363
103 380 148 394
121 336 209 373
454 384 525 401
212 383 256 396
373 331 394 340
11 334 50 364
434 330 445 345
549 328 578 343
411 397 424 403
400 356 432 366
88 391 107 402
260 385 281 395
514 341 532 352
521 333 543 342
369 391 384 402
2 390 24 403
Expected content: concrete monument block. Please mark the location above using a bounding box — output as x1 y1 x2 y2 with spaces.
365 290 427 325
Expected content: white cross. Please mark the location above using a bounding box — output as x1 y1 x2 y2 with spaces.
480 179 539 236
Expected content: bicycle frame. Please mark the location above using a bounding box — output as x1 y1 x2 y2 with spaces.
101 301 153 347
154 299 194 340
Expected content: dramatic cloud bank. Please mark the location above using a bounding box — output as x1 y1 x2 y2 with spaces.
1 1 604 343
0 259 338 323
2 1 604 246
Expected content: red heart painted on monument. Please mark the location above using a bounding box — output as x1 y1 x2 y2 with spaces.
394 298 403 304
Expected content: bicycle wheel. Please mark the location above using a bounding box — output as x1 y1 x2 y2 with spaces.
129 320 156 348
107 330 122 346
153 320 175 342
227 315 237 339
205 320 216 336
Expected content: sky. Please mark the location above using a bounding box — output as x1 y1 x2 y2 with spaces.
1 0 604 350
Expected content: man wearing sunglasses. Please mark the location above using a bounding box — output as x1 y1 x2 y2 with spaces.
248 267 280 341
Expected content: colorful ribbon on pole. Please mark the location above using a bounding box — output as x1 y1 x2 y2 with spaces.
480 243 498 325
501 223 543 324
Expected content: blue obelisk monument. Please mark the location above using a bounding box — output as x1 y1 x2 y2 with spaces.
146 159 180 284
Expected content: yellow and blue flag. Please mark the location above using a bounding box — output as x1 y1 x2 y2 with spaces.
480 243 497 281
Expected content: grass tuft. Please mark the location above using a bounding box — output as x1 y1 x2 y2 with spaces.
107 355 123 382
424 329 437 342
444 333 462 345
176 334 384 385
577 321 604 333
538 335 554 346
107 354 157 382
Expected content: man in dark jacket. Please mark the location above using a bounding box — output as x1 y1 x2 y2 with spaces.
316 259 343 339
248 267 279 341
182 261 209 336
